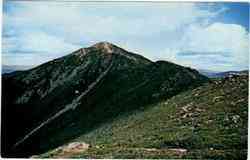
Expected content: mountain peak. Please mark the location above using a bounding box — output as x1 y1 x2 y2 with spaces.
91 41 117 53
88 41 155 64
92 41 114 47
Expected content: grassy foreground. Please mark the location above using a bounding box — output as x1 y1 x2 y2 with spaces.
38 75 248 159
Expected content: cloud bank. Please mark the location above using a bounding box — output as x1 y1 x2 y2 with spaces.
2 2 249 71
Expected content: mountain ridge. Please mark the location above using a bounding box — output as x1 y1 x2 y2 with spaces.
198 69 249 78
2 42 209 157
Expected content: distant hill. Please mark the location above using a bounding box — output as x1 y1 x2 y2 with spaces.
2 65 34 74
198 69 249 78
2 42 208 158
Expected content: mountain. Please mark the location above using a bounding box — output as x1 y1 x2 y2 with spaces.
199 69 249 78
2 65 34 74
198 69 219 78
39 73 248 159
212 70 249 78
1 42 209 158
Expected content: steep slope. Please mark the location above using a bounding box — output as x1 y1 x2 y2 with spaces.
40 74 248 159
1 42 208 157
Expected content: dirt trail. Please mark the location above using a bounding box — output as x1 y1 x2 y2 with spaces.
13 59 114 148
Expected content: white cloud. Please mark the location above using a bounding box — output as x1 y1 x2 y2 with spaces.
22 32 81 54
3 2 221 39
163 23 249 71
2 53 57 66
5 3 225 37
3 31 81 65
2 1 249 71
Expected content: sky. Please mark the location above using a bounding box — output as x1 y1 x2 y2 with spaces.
2 1 249 71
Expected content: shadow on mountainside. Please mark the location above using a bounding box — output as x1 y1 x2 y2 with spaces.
1 42 209 157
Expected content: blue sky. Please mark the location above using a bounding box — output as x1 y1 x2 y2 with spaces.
2 1 249 71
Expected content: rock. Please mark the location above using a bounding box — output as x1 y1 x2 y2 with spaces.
169 148 187 154
195 108 205 112
182 103 192 112
194 93 199 97
232 115 240 123
62 142 90 153
145 148 158 152
236 98 245 104
30 155 40 158
182 114 188 118
230 101 236 106
95 145 100 149
75 90 79 94
213 96 223 102
224 116 229 121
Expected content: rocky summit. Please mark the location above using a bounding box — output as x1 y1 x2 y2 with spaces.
2 42 247 159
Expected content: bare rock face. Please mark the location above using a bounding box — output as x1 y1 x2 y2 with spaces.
55 142 90 155
92 41 115 54
31 142 90 158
